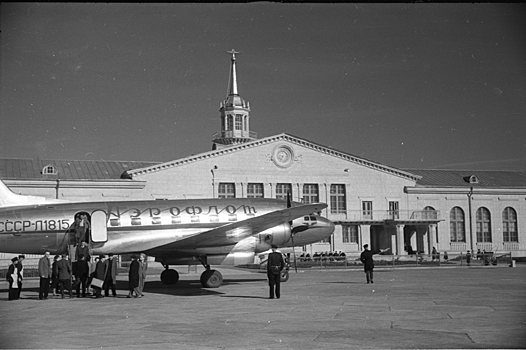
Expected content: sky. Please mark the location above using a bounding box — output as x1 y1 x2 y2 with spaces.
1 3 525 171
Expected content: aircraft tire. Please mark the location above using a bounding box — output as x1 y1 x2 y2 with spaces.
200 269 223 288
280 270 289 282
160 269 179 285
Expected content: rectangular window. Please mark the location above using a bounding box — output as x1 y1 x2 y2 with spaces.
227 115 233 131
342 225 358 243
389 201 399 219
247 183 264 198
330 184 346 214
218 183 235 198
276 183 292 201
362 201 373 219
235 114 243 130
303 184 319 204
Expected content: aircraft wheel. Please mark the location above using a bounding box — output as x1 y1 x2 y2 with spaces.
200 269 223 288
280 270 289 282
160 269 179 285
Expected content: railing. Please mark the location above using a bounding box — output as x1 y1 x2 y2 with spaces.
212 130 257 139
503 242 519 251
328 210 440 222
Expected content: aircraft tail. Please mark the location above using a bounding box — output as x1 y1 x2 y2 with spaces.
0 178 68 208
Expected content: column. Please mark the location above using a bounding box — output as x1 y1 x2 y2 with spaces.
360 225 370 249
396 224 405 255
428 224 437 253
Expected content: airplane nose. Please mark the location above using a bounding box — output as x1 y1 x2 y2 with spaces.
290 216 335 246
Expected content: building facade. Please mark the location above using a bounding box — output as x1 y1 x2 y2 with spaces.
1 51 525 261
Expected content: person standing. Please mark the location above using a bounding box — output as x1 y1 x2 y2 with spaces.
75 241 90 263
75 254 89 298
38 251 52 300
127 255 140 298
104 253 118 297
466 250 472 266
79 214 90 244
267 245 285 299
138 253 148 297
15 254 25 299
92 255 106 298
57 254 72 298
51 255 61 296
7 257 21 301
360 244 389 284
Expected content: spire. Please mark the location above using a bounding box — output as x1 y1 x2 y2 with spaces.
227 49 239 97
212 49 257 150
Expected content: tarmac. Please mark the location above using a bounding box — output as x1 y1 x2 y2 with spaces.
1 264 525 350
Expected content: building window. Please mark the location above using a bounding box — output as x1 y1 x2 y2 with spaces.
243 116 247 131
303 184 319 204
503 207 518 242
362 201 373 220
247 183 264 198
235 114 243 130
423 206 438 220
218 183 235 198
476 207 492 243
450 207 465 242
42 164 57 175
330 184 346 214
227 115 234 131
389 201 399 219
276 183 292 201
342 225 358 243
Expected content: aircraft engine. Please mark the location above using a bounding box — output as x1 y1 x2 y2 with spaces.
255 223 291 252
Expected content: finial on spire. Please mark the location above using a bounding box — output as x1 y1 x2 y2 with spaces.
227 49 240 60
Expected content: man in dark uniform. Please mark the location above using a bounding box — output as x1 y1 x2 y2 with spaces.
75 254 90 298
360 244 389 284
267 245 285 299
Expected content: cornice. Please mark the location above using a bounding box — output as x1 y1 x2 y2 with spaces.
3 179 146 190
405 186 526 195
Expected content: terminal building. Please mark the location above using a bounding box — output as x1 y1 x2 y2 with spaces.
1 51 525 262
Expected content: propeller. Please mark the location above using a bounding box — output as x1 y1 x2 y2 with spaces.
287 192 298 273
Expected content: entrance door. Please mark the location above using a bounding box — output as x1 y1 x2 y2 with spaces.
91 210 108 243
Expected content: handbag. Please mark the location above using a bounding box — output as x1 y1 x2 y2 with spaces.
91 278 104 289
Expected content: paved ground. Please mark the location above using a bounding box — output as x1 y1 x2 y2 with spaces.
1 264 525 349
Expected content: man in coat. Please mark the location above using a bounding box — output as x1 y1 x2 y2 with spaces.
92 255 106 298
38 251 52 300
75 254 90 298
267 245 285 299
127 255 140 298
104 253 118 297
360 244 389 284
57 254 72 298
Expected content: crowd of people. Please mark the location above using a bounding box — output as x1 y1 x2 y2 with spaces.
5 251 149 301
300 251 347 262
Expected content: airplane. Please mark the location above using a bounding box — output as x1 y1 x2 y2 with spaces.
0 179 334 288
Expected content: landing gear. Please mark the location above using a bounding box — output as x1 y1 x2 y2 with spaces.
200 269 223 288
160 265 179 285
280 270 289 282
197 256 223 288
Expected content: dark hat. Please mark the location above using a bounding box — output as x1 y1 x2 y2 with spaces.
61 254 67 258
271 244 278 249
363 244 369 248
99 254 105 259
108 253 114 257
18 254 25 259
11 257 18 262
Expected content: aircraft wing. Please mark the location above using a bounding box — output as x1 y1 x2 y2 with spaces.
163 203 327 248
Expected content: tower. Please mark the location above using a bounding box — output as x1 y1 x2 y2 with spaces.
212 49 257 150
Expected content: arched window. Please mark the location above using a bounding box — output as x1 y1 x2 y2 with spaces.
450 207 465 242
502 207 518 242
476 207 492 243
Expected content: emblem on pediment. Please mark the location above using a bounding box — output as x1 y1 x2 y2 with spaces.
267 145 301 168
